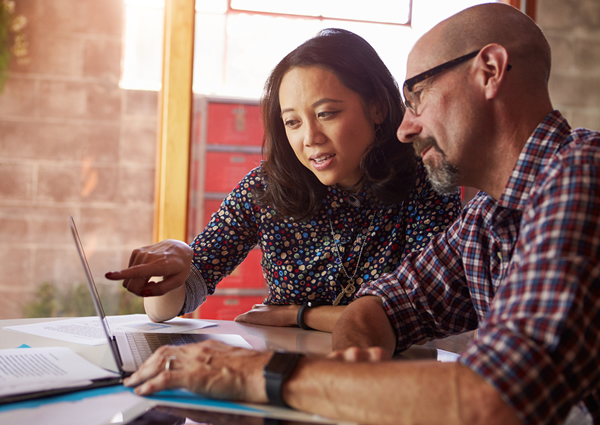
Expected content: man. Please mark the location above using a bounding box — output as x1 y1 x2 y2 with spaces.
123 4 600 425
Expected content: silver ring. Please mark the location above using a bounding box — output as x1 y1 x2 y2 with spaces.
165 355 176 371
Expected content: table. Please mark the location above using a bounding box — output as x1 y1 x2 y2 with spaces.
0 316 471 425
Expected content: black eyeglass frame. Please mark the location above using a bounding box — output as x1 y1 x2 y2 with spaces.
402 49 512 115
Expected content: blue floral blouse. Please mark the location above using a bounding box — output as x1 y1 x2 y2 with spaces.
184 161 461 310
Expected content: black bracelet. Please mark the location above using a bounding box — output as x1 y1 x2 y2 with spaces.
296 303 311 330
264 351 305 408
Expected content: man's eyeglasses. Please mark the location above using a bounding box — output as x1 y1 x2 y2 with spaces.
402 49 512 116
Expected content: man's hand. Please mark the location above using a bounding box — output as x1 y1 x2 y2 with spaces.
234 304 299 327
332 295 396 355
327 346 391 362
105 239 193 297
124 340 271 403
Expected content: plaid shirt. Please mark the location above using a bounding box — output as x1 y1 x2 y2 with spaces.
358 111 600 425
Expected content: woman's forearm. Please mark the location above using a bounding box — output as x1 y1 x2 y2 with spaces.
302 305 346 332
143 285 186 322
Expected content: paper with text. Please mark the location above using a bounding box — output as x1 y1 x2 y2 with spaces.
0 347 119 398
3 314 218 346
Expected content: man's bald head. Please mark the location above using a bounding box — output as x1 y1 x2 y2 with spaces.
410 3 551 88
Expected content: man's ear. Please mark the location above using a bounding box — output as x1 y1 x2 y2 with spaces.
477 44 510 100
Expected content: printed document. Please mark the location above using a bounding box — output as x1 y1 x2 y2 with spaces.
4 314 218 346
0 347 118 399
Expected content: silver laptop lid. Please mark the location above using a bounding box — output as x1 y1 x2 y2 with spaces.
69 215 123 372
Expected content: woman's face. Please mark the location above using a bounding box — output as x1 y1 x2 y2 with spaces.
278 66 382 189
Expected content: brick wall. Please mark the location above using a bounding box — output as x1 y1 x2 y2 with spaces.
539 0 600 130
0 0 157 319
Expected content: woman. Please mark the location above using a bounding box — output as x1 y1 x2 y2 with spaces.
106 28 461 332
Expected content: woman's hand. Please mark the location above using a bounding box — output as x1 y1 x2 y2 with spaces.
234 304 299 327
105 239 193 297
124 340 271 403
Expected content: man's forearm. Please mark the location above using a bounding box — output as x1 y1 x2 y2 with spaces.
283 359 522 425
332 295 396 353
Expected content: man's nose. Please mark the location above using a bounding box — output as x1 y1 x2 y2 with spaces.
397 110 422 144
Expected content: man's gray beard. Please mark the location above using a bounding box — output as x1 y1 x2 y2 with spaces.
424 160 460 195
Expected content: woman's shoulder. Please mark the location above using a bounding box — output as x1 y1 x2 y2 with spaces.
235 163 267 189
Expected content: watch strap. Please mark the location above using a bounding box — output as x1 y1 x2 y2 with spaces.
264 351 304 408
296 303 312 330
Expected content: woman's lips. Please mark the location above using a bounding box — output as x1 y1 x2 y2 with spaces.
310 153 335 170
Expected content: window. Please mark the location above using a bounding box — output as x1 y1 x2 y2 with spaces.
121 0 497 97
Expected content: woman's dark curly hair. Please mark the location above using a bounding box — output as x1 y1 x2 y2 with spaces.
257 28 416 221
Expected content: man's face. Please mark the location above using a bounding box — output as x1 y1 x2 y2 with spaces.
397 53 465 194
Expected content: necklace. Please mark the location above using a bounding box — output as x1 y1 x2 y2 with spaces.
328 211 376 306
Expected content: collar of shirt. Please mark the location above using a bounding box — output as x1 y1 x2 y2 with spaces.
326 184 381 211
498 110 572 211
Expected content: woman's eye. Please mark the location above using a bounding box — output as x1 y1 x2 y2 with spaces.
318 111 337 119
284 118 299 128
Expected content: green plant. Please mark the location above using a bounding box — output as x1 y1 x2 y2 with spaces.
24 282 145 318
0 0 10 91
0 0 28 93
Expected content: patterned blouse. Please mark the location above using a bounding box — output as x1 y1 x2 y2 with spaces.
181 161 461 313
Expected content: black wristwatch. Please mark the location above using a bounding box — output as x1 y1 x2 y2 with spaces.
263 351 305 408
296 299 327 330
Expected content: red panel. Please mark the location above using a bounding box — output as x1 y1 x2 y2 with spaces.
198 295 265 320
191 100 267 321
200 201 266 289
202 198 223 228
206 103 263 146
204 152 262 193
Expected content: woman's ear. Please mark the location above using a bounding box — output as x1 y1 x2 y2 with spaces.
477 43 510 100
371 99 388 125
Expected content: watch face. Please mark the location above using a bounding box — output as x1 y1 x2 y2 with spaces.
264 352 304 408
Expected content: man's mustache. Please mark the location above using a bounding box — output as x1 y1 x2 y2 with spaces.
413 137 441 157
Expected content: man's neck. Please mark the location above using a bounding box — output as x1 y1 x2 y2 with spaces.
468 105 553 200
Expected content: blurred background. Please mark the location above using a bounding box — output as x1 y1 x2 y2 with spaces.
0 0 598 320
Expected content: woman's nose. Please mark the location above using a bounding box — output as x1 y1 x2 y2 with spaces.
304 120 325 146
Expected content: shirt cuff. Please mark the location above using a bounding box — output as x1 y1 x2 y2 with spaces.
179 265 208 315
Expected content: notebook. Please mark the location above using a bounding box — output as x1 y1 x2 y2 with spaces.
69 215 250 375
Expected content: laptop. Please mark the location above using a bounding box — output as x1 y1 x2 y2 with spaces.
69 215 249 375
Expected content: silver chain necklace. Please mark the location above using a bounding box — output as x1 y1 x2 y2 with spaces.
328 211 376 306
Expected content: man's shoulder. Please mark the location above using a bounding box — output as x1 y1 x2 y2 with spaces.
553 127 600 166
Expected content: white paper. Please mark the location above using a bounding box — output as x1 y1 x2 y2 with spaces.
4 315 218 346
0 347 119 398
436 349 461 362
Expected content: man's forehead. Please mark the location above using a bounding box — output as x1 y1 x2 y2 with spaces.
406 43 440 80
405 26 447 80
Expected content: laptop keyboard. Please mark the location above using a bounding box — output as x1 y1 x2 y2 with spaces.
126 333 200 369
